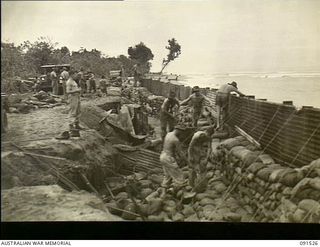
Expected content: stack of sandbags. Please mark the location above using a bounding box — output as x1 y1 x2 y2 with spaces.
279 197 320 223
147 95 165 116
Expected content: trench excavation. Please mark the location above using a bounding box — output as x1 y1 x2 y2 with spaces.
1 86 320 222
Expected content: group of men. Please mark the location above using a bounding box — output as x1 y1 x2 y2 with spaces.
50 67 105 97
57 66 245 193
159 82 245 195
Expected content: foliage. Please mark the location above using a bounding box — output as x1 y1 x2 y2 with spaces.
1 42 26 78
128 42 154 74
160 38 181 73
1 37 136 82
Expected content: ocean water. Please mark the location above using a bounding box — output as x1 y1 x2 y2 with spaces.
178 73 320 108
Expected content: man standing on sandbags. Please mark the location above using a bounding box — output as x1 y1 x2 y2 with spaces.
66 70 82 131
188 126 214 191
159 126 188 196
160 91 180 140
180 86 213 127
216 81 245 130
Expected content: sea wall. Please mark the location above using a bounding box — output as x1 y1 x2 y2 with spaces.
141 77 320 168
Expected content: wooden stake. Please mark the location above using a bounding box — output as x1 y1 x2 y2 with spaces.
234 125 261 148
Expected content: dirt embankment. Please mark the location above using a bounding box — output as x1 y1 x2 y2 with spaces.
1 98 123 221
2 185 121 221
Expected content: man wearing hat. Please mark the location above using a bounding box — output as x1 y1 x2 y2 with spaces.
159 125 188 193
216 81 245 130
180 86 213 127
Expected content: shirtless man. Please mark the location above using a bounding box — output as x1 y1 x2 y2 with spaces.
216 81 245 130
160 126 188 191
188 126 214 188
160 91 180 140
180 86 213 127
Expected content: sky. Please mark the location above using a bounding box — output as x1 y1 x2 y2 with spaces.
2 0 320 74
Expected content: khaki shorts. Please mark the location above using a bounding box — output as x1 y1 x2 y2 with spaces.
216 93 228 107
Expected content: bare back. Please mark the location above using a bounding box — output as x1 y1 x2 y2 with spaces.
162 132 180 157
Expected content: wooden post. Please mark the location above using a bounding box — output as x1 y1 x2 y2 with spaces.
283 101 293 105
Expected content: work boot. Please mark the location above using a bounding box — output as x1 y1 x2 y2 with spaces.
55 131 70 140
70 129 80 137
69 123 74 131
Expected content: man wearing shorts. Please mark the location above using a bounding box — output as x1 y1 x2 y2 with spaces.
160 126 188 193
216 81 245 130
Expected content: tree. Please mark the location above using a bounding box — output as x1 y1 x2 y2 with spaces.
160 38 181 74
1 42 26 79
128 42 154 74
51 46 71 64
19 36 58 74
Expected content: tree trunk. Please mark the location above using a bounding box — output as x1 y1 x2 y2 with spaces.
160 62 170 74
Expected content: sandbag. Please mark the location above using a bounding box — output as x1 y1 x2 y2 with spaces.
140 188 153 199
149 174 163 185
280 198 297 213
182 205 195 217
291 178 312 198
257 167 276 181
223 212 242 222
185 213 199 222
248 162 266 174
299 158 320 177
298 199 320 216
292 208 307 223
202 205 215 217
172 213 184 222
258 154 275 165
278 170 304 187
106 201 123 216
230 146 252 161
139 179 152 188
309 177 320 191
212 182 227 193
269 168 286 182
220 138 242 150
242 151 261 167
148 198 163 215
122 203 137 220
195 193 209 201
200 197 216 206
115 192 129 200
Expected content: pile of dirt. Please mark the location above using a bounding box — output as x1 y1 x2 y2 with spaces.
1 185 121 221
